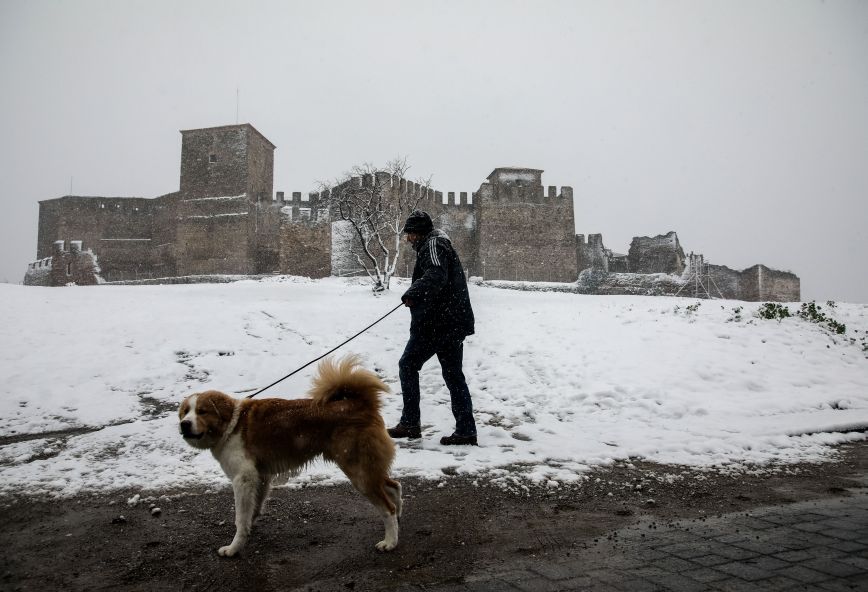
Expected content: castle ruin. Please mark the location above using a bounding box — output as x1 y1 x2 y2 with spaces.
26 123 800 302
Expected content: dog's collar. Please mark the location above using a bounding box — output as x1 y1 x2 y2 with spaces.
216 399 242 449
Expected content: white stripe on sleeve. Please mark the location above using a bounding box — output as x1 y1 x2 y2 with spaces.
429 239 440 266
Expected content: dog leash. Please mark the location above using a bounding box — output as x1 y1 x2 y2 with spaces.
245 302 405 399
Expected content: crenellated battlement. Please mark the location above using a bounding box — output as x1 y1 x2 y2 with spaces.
441 191 477 206
576 233 604 246
277 190 328 204
25 238 102 286
476 181 573 204
276 175 478 210
27 256 53 271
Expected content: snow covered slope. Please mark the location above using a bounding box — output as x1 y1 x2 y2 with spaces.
1 277 865 497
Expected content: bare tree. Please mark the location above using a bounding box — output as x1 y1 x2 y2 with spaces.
320 157 432 292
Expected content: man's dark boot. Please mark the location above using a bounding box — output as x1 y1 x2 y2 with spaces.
440 433 478 446
388 424 422 439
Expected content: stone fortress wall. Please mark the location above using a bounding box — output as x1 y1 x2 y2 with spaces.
25 123 800 302
575 232 800 301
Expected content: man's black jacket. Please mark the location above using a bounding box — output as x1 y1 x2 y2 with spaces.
401 229 475 341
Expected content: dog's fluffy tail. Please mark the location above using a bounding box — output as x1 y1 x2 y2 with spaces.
308 354 389 409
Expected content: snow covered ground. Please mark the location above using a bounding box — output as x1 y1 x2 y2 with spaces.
1 277 866 498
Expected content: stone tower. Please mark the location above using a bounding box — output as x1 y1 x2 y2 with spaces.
175 124 276 275
475 168 577 282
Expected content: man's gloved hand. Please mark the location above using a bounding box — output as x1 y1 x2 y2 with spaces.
402 297 414 308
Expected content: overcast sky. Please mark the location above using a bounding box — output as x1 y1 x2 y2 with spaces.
1 0 866 301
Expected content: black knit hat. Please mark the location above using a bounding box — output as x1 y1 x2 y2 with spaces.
402 210 433 234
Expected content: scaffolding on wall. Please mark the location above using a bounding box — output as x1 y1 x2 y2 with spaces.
676 252 726 299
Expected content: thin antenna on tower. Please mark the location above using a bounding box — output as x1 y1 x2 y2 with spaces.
236 87 240 124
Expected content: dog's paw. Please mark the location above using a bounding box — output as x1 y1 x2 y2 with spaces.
375 539 397 552
217 545 240 557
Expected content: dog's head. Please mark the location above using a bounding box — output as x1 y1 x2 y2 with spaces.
178 390 237 449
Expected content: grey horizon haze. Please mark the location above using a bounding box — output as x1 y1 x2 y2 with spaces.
1 0 866 301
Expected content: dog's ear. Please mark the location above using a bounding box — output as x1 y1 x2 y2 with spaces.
198 391 235 429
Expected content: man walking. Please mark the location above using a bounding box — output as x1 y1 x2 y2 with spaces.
388 210 478 445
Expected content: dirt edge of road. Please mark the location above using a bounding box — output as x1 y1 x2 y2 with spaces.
2 441 866 592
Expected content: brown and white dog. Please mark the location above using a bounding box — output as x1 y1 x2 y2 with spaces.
178 355 402 556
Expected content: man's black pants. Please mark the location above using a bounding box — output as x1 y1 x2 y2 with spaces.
398 333 477 436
